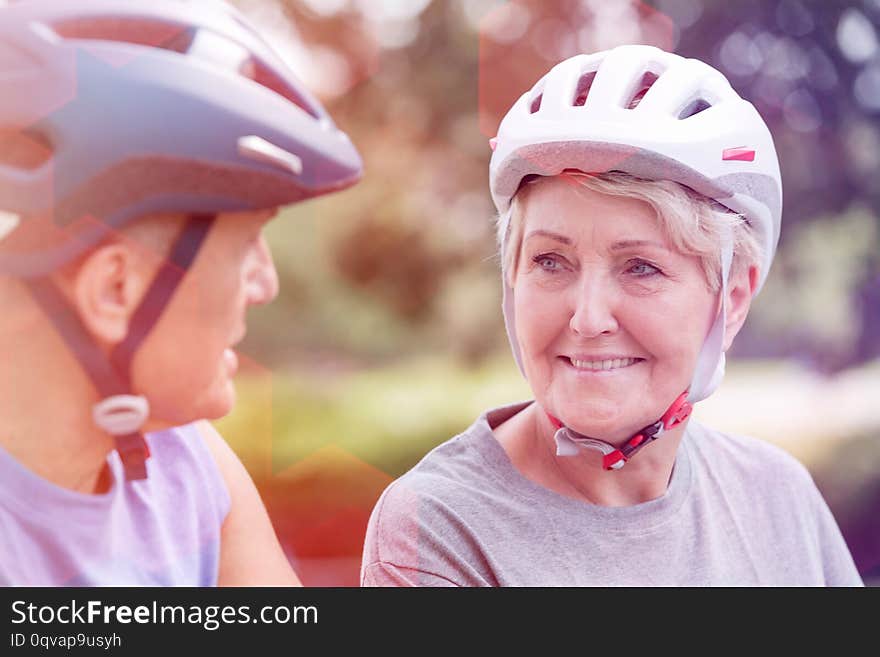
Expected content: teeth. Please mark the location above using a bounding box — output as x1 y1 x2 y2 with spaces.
570 357 639 370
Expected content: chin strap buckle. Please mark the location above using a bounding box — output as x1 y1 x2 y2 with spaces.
548 390 694 471
92 395 151 481
662 390 693 428
609 420 663 470
603 450 627 470
609 391 693 470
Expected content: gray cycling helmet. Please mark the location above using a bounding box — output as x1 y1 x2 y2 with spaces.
0 0 363 480
0 0 362 276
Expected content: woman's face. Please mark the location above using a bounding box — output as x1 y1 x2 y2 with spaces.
512 176 718 443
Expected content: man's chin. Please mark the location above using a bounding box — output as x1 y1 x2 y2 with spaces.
201 385 237 421
145 386 237 429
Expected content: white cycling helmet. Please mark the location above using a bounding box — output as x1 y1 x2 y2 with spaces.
490 44 782 405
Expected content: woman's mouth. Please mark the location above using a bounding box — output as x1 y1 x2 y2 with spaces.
564 356 645 372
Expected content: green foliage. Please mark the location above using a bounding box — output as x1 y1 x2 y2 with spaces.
215 354 531 478
753 205 879 359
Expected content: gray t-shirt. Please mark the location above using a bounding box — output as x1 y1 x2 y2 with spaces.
361 402 862 586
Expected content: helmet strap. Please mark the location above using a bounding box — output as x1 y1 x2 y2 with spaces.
109 214 215 385
688 237 733 402
24 214 215 481
548 390 693 470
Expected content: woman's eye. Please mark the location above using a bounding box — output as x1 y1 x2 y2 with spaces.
627 260 661 276
533 254 562 271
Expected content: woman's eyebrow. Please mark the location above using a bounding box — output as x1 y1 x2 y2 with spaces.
524 229 571 245
610 239 670 251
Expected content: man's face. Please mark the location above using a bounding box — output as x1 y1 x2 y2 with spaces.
132 208 279 426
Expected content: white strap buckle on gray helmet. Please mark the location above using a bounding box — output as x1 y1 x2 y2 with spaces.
92 395 150 436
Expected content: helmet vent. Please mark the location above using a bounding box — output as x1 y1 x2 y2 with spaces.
572 71 597 106
679 98 712 119
51 17 196 54
0 128 53 170
52 17 319 120
529 92 543 114
238 57 319 118
625 71 660 109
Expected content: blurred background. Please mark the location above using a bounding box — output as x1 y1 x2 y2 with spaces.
216 0 880 585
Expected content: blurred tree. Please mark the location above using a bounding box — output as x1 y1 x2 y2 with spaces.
219 0 880 587
231 0 879 372
671 0 880 368
334 215 458 321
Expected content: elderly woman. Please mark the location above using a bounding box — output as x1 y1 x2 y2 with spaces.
361 45 862 586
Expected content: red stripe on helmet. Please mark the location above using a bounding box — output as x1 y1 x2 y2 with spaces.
722 147 755 162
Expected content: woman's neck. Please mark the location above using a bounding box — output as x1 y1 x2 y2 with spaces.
493 401 685 507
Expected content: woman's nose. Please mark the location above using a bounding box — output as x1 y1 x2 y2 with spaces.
568 274 619 338
246 235 279 306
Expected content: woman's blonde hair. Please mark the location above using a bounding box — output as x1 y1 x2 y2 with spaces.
498 171 762 293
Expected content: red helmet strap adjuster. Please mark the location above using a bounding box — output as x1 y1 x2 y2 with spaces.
547 390 692 471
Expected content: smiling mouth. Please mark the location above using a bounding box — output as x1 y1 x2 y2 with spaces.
564 356 645 371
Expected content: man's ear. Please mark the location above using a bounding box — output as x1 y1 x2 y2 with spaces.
723 263 760 351
64 242 156 346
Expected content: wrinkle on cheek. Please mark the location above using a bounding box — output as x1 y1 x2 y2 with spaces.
623 280 669 298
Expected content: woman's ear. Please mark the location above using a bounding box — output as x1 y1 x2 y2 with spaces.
723 263 760 351
65 241 156 346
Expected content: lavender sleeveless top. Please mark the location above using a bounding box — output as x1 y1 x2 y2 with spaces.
0 423 230 586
